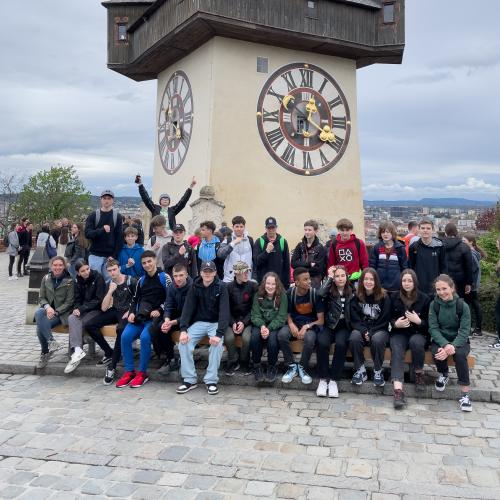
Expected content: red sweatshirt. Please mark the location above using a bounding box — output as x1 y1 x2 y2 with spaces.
327 234 369 278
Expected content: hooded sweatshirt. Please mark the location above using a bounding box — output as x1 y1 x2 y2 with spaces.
409 237 447 295
428 294 471 348
118 243 145 277
179 276 229 337
291 236 326 280
349 293 391 335
327 234 369 281
74 269 107 315
217 230 254 283
254 233 291 288
163 276 193 320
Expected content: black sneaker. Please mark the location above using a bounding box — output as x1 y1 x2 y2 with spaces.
266 365 277 383
393 389 406 409
488 342 500 350
176 382 198 394
472 328 483 337
240 363 252 376
207 384 219 395
224 361 240 377
158 360 173 376
459 393 472 412
254 364 264 383
103 368 115 386
434 373 449 392
97 356 112 366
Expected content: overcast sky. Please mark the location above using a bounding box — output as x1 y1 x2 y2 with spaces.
1 0 499 201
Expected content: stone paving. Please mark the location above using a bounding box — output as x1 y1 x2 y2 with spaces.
0 252 500 498
0 374 500 499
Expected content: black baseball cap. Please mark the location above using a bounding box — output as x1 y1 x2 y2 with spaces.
173 224 185 232
200 261 217 272
265 217 277 228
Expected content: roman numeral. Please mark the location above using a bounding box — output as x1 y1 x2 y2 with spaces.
327 136 344 153
281 143 296 165
303 151 313 170
168 152 176 170
318 77 328 94
281 71 297 92
267 87 285 102
165 86 172 101
332 116 347 129
265 128 285 151
282 112 291 123
159 135 167 159
302 91 312 102
173 76 179 93
328 96 342 109
319 149 329 167
263 109 279 123
180 130 190 149
179 78 185 96
299 68 314 88
184 111 192 125
182 93 191 107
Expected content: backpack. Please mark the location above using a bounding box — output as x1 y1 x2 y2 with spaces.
138 271 170 290
433 299 464 327
95 209 118 228
259 235 285 252
45 237 57 258
290 286 317 308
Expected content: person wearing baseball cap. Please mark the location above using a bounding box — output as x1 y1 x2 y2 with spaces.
223 261 258 376
84 189 123 281
176 260 230 396
135 173 197 237
161 223 198 278
254 216 290 289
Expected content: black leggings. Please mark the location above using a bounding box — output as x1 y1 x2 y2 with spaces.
316 325 351 380
465 291 482 330
8 256 16 277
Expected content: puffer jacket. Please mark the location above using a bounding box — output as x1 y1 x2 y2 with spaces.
369 240 408 291
7 230 19 257
443 237 473 291
38 270 75 325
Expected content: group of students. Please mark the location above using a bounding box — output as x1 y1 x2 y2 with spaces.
31 184 494 413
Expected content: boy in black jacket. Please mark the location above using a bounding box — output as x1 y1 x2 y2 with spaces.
177 261 230 395
224 261 258 376
161 224 198 278
153 263 193 375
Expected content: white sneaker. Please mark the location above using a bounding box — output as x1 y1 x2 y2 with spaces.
8 276 14 281
328 380 339 398
64 351 86 374
297 364 312 385
48 340 62 354
13 275 19 280
316 379 328 397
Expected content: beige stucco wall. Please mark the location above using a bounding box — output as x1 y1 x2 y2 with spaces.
154 37 363 243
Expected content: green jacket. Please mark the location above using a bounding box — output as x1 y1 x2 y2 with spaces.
39 271 75 326
251 292 288 331
428 294 471 348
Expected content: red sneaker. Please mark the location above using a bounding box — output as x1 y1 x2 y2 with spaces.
130 371 149 388
116 371 136 388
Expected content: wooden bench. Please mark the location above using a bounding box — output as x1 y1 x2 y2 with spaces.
52 325 475 368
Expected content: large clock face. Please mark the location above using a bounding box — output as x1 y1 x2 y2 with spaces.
158 70 193 175
256 63 351 176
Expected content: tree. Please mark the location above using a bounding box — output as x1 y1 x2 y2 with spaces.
12 165 91 226
475 206 498 231
0 173 23 239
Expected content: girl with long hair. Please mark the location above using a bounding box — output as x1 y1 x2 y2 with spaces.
349 267 391 387
389 269 430 408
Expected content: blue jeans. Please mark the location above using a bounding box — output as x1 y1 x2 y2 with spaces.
121 321 153 373
179 322 224 385
88 254 110 282
34 308 61 354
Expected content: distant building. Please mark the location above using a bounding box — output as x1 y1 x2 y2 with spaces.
390 206 412 220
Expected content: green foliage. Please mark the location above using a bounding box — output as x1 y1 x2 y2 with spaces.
478 280 498 333
13 165 91 226
478 230 500 282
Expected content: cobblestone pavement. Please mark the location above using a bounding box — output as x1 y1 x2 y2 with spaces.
0 374 500 500
1 252 499 402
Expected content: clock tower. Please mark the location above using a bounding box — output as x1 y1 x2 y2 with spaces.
103 0 405 240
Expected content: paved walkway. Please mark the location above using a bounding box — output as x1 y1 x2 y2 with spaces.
0 374 500 499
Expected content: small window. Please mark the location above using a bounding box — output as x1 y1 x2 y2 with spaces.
307 1 315 8
118 24 127 41
383 3 395 23
257 57 268 74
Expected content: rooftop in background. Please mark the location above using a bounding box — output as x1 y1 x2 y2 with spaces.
102 0 405 81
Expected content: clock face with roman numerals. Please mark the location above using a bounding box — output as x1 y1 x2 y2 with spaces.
256 63 351 176
158 71 193 175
